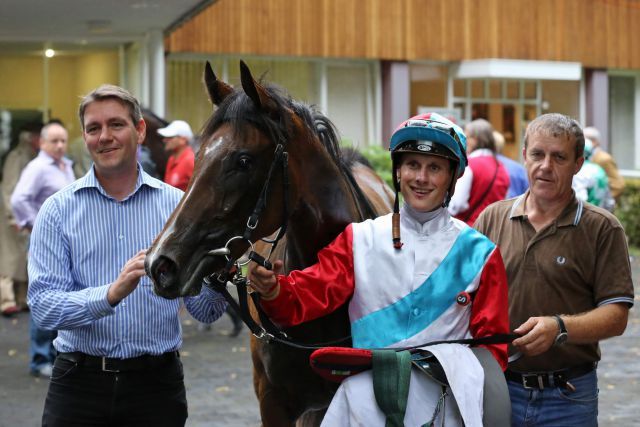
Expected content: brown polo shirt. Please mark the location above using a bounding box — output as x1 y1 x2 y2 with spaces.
475 192 634 372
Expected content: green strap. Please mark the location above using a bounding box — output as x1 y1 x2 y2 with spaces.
372 350 412 427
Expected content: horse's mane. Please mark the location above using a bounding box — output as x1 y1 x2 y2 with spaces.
202 81 377 221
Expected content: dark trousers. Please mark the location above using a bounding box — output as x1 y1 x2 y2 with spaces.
42 353 188 427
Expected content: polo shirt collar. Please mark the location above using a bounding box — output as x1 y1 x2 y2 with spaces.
509 190 584 226
74 162 162 200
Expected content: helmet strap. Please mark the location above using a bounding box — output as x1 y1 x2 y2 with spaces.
392 188 402 250
441 166 458 208
391 158 403 249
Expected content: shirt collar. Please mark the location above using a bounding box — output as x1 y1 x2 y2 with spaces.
509 190 583 226
37 150 72 167
74 163 162 200
400 204 451 235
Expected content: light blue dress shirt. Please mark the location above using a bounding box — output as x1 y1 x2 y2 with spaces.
27 165 227 358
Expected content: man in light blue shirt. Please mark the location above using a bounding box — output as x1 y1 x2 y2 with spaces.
28 84 227 426
11 121 75 378
11 121 75 230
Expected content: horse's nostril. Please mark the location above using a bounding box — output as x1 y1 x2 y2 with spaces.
152 256 178 289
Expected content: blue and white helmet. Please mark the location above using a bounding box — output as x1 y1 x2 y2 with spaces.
390 112 467 177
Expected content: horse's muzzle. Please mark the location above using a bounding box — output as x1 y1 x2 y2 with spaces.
148 255 181 298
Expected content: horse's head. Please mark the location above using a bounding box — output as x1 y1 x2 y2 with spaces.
146 61 316 298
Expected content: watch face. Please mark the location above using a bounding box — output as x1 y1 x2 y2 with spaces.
555 332 568 345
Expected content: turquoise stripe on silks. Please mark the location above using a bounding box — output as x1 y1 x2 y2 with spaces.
372 350 412 427
352 227 495 348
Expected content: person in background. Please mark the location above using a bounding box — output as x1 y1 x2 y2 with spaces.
475 113 633 427
448 118 510 226
158 120 196 191
11 121 75 378
583 126 625 202
0 122 41 317
572 138 614 211
494 130 528 198
250 113 509 425
28 85 227 426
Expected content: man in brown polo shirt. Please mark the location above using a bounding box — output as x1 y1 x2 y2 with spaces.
475 113 634 427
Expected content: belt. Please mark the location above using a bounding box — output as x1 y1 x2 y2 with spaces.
57 351 179 373
505 362 596 391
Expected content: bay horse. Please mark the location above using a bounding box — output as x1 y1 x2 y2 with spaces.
146 60 393 426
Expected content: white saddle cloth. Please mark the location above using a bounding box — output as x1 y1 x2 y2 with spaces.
320 344 484 427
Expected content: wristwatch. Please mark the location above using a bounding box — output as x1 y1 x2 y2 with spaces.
553 315 568 345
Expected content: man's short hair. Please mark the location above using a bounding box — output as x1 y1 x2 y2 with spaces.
524 113 584 160
41 122 67 140
78 84 142 131
493 131 505 154
466 118 496 151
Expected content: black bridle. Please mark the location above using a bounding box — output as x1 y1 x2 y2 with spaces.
202 138 313 345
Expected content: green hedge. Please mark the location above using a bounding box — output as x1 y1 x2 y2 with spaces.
358 145 393 188
615 178 640 247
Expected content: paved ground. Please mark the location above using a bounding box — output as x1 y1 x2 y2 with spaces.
1 254 639 426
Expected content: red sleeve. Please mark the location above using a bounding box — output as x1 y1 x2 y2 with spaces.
470 246 509 370
260 225 355 327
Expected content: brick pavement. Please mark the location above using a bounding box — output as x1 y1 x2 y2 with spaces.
1 255 638 426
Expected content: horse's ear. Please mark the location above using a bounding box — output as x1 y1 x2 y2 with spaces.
239 60 278 115
204 61 233 106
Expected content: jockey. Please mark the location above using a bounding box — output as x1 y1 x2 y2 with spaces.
250 112 510 426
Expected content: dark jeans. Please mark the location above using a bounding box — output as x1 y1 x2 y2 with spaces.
29 315 56 372
42 353 188 427
508 369 598 427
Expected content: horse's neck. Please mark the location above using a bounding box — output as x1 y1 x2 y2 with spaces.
285 160 360 269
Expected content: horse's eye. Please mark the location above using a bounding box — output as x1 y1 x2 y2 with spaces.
237 156 252 171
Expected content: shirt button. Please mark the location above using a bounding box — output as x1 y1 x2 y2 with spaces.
412 308 420 316
118 235 124 239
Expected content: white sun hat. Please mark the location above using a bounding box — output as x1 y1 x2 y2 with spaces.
158 120 194 139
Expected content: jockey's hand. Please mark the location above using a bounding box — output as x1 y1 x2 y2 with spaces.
511 316 558 356
107 250 148 306
249 260 284 301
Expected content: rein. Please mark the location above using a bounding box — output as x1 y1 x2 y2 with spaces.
208 264 518 351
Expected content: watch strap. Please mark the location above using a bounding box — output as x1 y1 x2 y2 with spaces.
553 315 567 334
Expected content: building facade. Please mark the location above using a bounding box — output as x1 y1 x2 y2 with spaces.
164 0 640 172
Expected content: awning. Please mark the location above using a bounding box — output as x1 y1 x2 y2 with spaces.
453 59 582 81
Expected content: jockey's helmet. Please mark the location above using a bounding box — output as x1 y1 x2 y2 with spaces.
389 112 467 205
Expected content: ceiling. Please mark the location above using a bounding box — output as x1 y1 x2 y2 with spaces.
0 0 213 55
